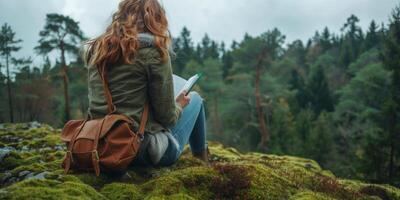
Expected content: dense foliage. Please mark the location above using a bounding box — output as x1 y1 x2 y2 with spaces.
0 6 399 187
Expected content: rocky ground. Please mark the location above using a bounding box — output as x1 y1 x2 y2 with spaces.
0 122 399 200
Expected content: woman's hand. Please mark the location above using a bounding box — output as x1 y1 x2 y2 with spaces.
176 90 191 108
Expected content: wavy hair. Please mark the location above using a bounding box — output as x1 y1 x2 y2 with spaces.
85 0 171 70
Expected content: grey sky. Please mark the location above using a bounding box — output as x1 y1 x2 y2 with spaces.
0 0 398 67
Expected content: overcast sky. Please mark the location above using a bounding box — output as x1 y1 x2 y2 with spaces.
0 0 398 67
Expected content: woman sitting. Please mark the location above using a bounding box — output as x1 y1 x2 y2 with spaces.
85 0 209 167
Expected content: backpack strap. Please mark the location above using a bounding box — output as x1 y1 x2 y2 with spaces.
138 102 149 139
63 118 92 174
97 64 117 114
96 64 149 135
92 117 107 176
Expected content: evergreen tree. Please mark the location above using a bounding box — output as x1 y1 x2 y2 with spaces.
35 14 85 122
380 4 400 184
289 69 309 112
320 27 332 52
0 23 22 123
42 56 52 78
363 20 380 50
199 34 219 59
199 58 225 137
334 62 392 183
231 40 238 50
172 27 194 74
221 43 233 80
268 97 298 155
194 44 202 63
255 29 285 150
306 112 335 166
261 28 286 60
293 108 314 155
286 40 307 68
307 65 334 114
339 15 364 67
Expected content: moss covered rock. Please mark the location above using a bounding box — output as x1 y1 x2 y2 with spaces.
0 122 399 200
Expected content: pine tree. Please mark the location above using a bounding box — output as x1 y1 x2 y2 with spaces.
256 28 285 149
172 27 194 74
306 112 334 166
286 40 307 68
334 61 392 183
289 69 309 111
35 14 85 122
320 27 332 52
199 58 224 137
339 15 364 67
221 42 233 80
381 4 400 184
307 65 334 115
0 23 22 123
42 56 52 79
200 34 219 59
231 40 238 50
364 20 380 50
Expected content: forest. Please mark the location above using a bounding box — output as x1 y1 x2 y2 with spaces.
0 5 399 188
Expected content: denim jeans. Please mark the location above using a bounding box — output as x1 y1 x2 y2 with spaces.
156 91 208 166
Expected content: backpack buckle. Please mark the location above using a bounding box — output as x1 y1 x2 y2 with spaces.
66 151 74 163
92 150 99 161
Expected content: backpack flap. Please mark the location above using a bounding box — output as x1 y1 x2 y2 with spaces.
60 119 86 142
60 114 135 142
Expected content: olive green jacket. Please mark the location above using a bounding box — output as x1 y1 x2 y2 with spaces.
87 46 182 134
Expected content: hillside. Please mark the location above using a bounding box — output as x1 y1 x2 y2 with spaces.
0 122 399 200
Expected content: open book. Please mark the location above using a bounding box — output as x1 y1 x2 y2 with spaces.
173 73 202 99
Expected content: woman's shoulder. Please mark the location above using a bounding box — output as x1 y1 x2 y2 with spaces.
137 46 162 59
136 33 174 63
137 46 170 66
137 33 162 59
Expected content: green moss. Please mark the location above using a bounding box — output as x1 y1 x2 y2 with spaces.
29 134 61 149
289 190 337 200
141 176 185 196
164 193 196 200
207 141 242 161
74 173 114 188
242 164 296 199
175 153 206 168
339 179 400 200
11 163 47 175
0 151 41 170
1 123 400 200
0 123 62 150
101 183 142 200
0 179 106 200
2 151 63 179
141 166 218 200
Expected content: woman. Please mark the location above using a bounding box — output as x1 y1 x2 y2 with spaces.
84 0 209 167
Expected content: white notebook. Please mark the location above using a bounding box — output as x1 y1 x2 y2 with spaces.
173 74 202 99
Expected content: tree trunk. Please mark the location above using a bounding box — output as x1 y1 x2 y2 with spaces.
5 54 14 123
60 42 71 122
388 141 395 180
213 95 223 137
255 49 269 150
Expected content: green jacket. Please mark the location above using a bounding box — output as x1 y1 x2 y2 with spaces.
87 46 183 134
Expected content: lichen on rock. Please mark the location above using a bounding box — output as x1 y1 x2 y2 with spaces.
0 123 399 200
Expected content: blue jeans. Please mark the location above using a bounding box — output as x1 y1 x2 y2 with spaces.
156 92 208 166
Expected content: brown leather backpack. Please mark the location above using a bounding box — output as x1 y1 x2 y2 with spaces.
60 64 149 176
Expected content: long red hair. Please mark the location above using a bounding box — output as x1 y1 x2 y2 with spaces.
85 0 171 69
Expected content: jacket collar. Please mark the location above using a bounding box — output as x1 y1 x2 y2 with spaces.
137 33 156 48
138 33 175 58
